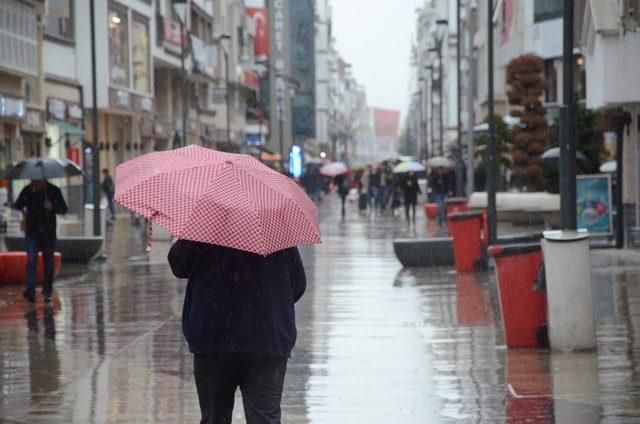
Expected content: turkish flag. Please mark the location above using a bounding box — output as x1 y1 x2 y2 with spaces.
247 6 269 58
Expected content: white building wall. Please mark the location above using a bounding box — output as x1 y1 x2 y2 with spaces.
43 41 77 80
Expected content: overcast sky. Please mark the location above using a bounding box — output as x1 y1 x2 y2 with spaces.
331 0 422 121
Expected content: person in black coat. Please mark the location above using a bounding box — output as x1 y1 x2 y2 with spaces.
168 240 307 424
13 180 67 303
334 174 349 217
402 171 422 223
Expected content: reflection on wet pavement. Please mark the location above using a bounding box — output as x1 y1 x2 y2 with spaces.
1 197 640 422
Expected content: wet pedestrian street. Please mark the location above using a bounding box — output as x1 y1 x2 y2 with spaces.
2 198 640 423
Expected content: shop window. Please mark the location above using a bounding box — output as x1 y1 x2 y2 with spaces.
544 59 557 104
132 18 151 93
45 0 74 42
108 8 129 88
534 0 563 23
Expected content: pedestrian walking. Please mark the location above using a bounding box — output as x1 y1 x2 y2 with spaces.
168 241 306 424
369 166 381 210
13 180 67 303
379 163 390 212
402 171 422 223
102 168 116 222
429 167 452 227
334 173 349 217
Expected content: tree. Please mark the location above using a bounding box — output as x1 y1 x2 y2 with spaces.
506 54 550 191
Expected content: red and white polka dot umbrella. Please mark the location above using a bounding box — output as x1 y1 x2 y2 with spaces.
115 145 321 255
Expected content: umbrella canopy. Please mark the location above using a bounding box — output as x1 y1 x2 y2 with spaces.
426 156 454 169
115 145 321 256
540 147 590 168
393 161 426 173
319 162 348 177
599 160 616 173
5 158 82 180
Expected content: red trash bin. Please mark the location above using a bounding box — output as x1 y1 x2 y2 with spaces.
489 243 547 348
446 197 469 215
448 211 484 272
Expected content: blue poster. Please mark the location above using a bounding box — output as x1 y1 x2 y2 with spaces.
576 174 613 235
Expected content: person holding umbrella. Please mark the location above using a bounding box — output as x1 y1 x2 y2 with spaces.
115 145 321 423
402 171 422 223
7 158 78 304
102 168 116 222
334 173 350 217
429 167 453 228
13 180 67 303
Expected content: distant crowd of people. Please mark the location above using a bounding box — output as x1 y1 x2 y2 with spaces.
298 160 457 225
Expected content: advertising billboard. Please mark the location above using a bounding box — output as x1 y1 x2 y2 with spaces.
576 174 613 236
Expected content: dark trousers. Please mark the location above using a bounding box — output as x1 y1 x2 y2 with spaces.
194 354 288 424
25 236 55 296
405 201 417 222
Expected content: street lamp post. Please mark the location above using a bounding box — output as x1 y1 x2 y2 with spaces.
425 65 435 159
456 0 464 197
559 0 577 231
486 0 497 245
215 34 232 145
89 0 100 236
429 19 448 156
174 0 188 147
418 77 427 161
414 90 424 159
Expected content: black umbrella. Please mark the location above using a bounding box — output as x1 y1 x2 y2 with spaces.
540 147 590 169
5 157 82 180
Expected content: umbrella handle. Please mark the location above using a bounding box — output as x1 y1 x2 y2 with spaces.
146 221 152 253
146 211 160 252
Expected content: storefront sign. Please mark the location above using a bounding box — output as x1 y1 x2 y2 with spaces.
163 19 187 48
289 144 302 179
24 109 44 132
68 103 83 120
67 148 81 166
577 174 613 236
243 70 260 90
139 96 153 112
47 98 66 120
246 0 269 59
115 90 131 108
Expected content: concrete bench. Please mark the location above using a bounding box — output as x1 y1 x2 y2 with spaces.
0 251 62 286
394 233 544 268
468 192 560 225
5 236 103 263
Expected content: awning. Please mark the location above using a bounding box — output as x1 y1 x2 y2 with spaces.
50 120 86 137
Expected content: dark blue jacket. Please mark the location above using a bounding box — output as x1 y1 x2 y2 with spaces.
168 240 306 357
